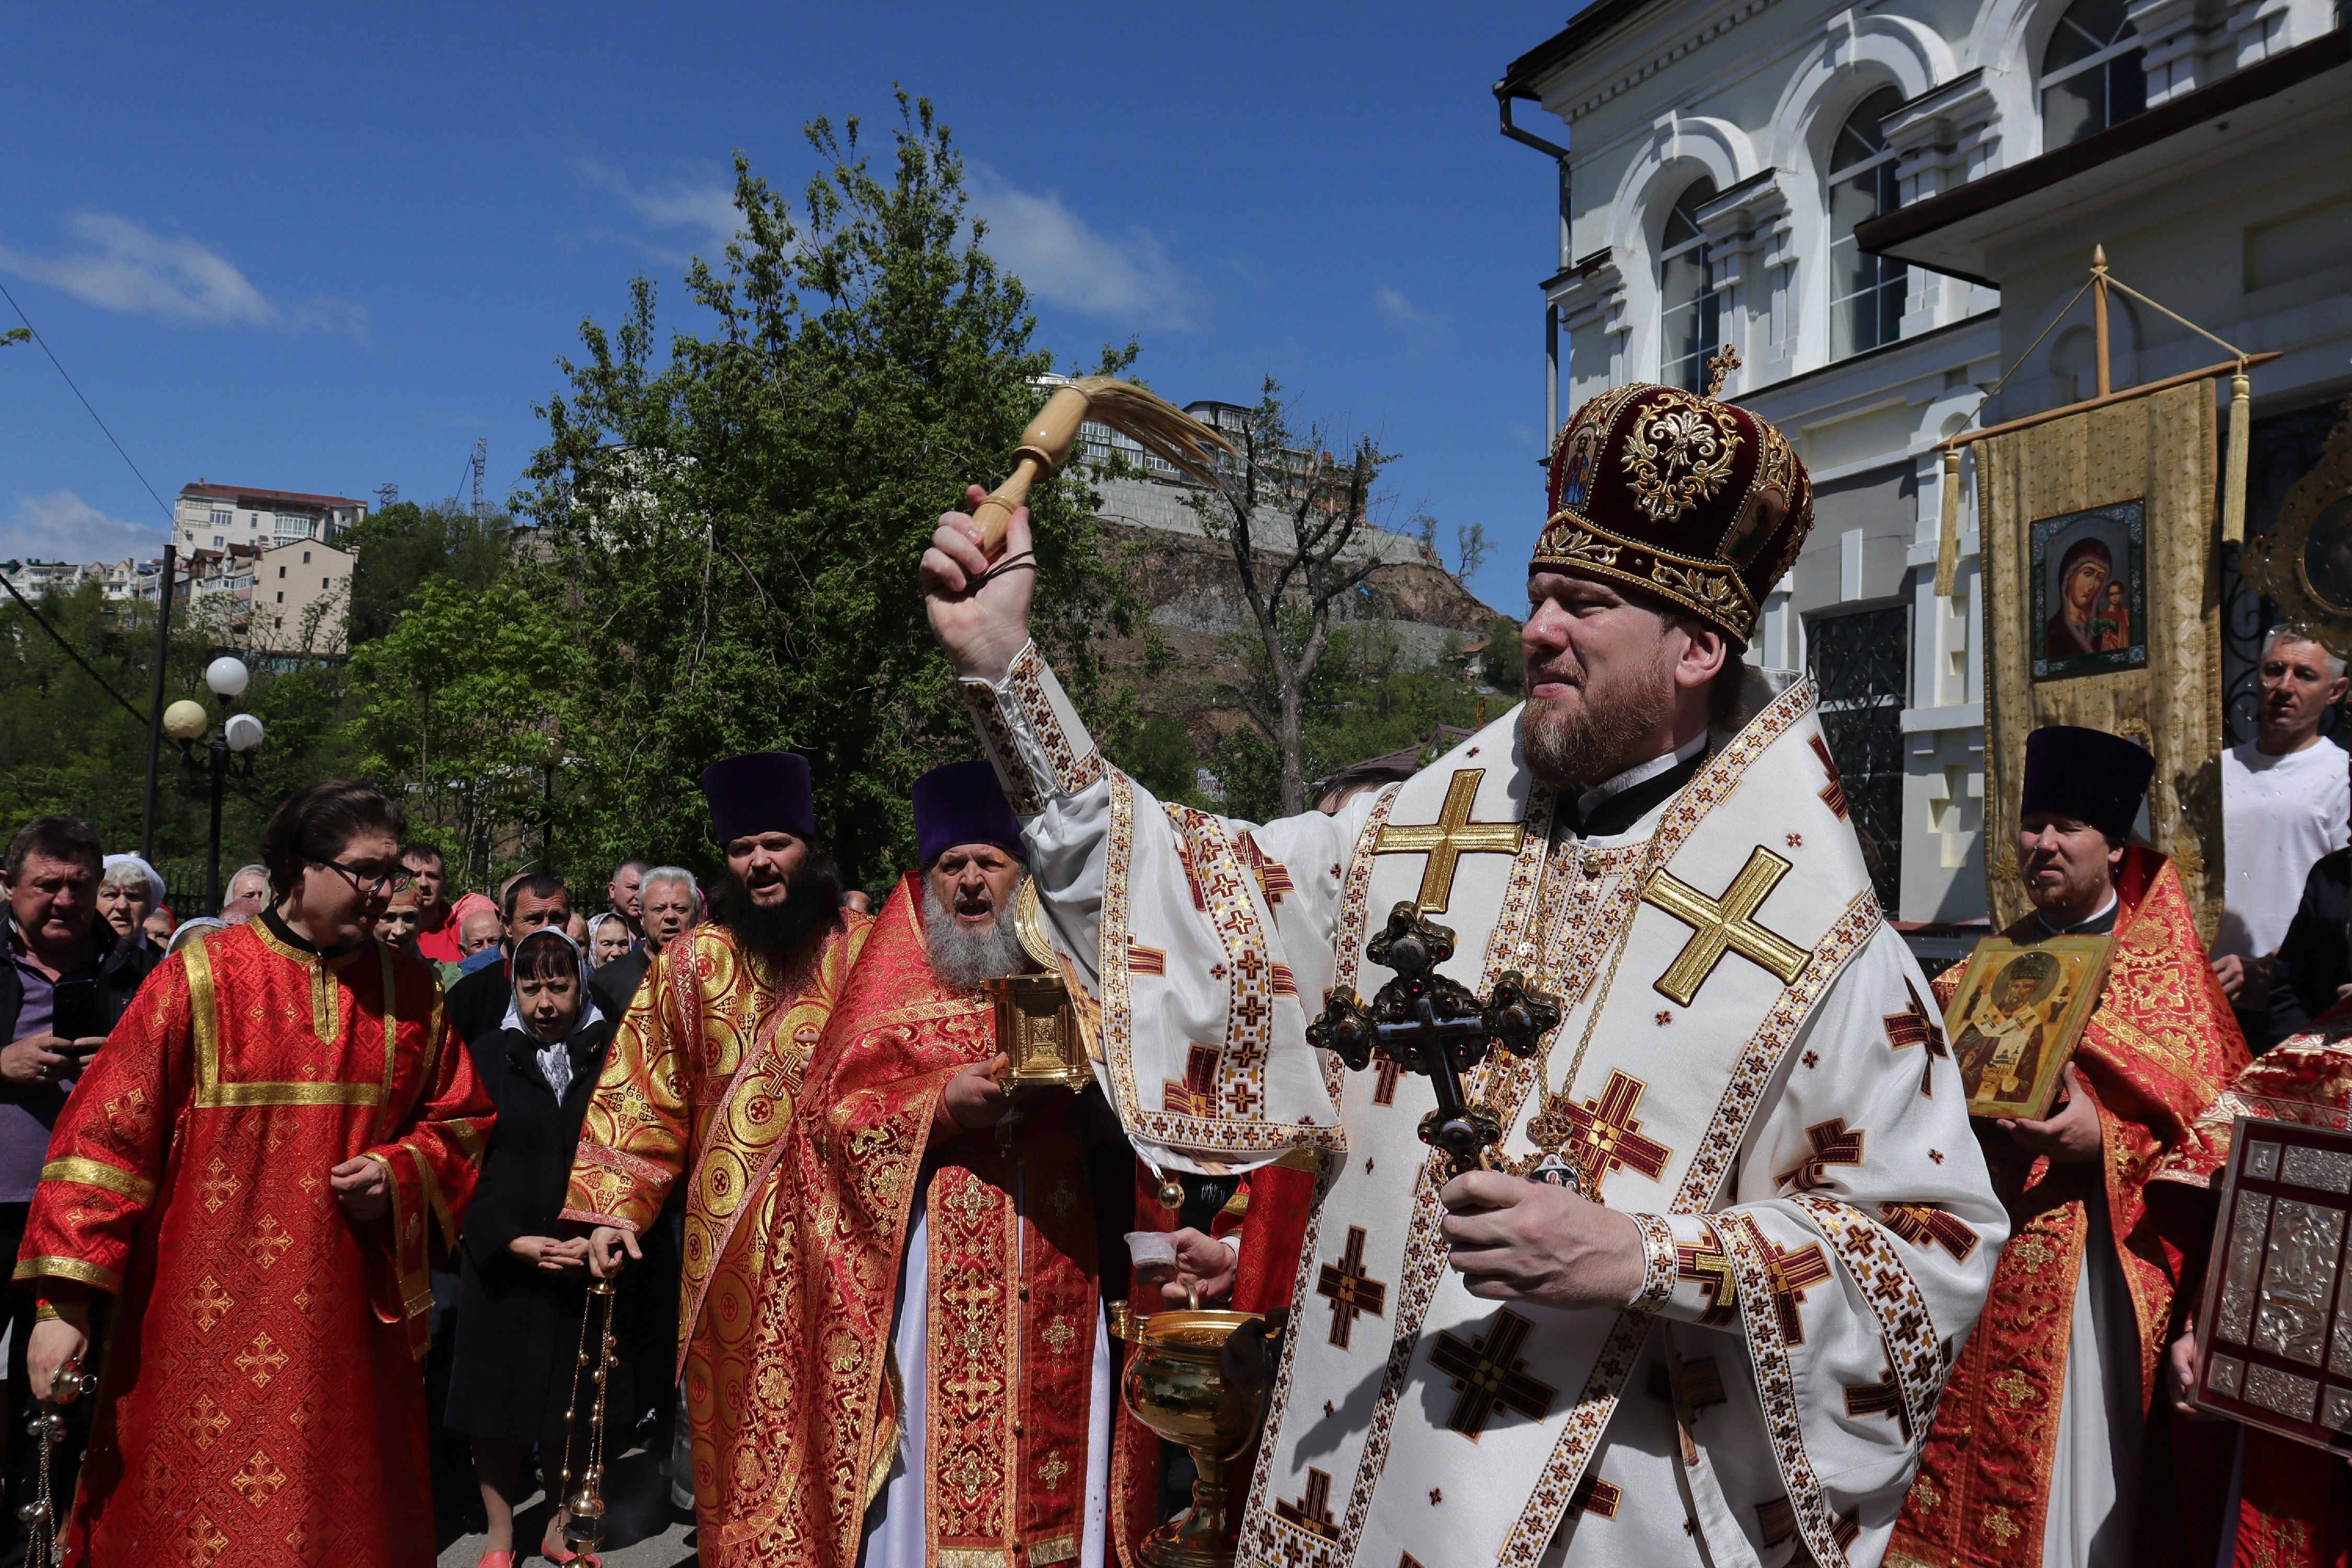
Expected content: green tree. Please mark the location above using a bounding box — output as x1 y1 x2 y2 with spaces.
344 578 588 887
341 499 511 644
1187 378 1395 817
1481 615 1524 693
521 96 1136 887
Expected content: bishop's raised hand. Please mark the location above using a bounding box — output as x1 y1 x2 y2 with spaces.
922 484 1037 683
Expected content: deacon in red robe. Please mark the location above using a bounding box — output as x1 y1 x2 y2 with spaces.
774 760 1129 1568
566 751 873 1565
1892 728 2248 1568
17 782 492 1568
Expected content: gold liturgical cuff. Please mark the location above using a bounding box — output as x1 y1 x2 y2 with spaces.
1647 1213 1743 1328
959 641 1105 816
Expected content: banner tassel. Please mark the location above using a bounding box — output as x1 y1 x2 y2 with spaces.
2222 368 2251 545
1935 446 1962 598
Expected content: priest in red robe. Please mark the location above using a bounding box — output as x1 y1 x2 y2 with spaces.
774 760 1128 1568
17 781 493 1567
1892 728 2249 1568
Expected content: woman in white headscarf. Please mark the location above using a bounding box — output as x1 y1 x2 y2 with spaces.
445 928 622 1567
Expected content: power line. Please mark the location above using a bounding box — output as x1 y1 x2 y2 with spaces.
0 572 151 727
0 279 176 525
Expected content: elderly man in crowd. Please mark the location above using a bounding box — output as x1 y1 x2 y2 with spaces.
0 816 158 1543
606 858 649 944
591 866 692 1020
96 854 166 955
445 873 574 1044
2212 625 2350 1048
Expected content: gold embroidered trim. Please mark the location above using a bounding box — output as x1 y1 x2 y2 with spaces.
1030 1534 1079 1565
39 1157 155 1207
13 1255 122 1293
188 928 387 1109
937 1552 1010 1568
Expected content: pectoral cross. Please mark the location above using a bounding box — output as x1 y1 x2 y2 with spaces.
1641 847 1812 1007
1372 769 1525 914
1428 1309 1558 1437
1315 1225 1388 1349
1881 1202 1980 1262
1308 904 1562 1172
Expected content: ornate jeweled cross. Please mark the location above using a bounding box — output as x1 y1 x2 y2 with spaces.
1371 769 1526 914
1308 903 1563 1173
1640 846 1812 1007
1316 1225 1388 1349
1428 1308 1558 1437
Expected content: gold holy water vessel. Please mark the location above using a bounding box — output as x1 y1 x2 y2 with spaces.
1115 1307 1274 1568
985 879 1093 1092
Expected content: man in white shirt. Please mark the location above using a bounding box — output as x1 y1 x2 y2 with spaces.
2213 625 2349 1044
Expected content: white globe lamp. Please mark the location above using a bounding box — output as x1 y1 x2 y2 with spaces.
224 713 266 754
204 656 250 700
163 699 210 742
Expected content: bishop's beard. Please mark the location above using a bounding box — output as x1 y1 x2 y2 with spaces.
921 878 1031 994
1518 646 1676 792
706 854 844 973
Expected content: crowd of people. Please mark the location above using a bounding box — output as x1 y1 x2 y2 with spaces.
5 386 2352 1568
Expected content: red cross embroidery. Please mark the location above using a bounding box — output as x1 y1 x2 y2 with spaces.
1762 1239 1835 1345
1568 1475 1621 1518
1373 1055 1402 1106
1316 1226 1388 1349
1675 1229 1741 1327
1777 1119 1866 1192
1163 1045 1219 1116
1273 1467 1339 1538
1808 736 1849 819
1534 1070 1672 1191
1881 1202 1980 1262
1428 1309 1558 1437
1883 979 1949 1096
1843 1357 1911 1440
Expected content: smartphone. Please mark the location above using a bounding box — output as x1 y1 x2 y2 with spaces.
48 978 105 1049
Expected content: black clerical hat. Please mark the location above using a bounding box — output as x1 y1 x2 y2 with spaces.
2020 725 2153 841
700 751 816 846
911 760 1027 868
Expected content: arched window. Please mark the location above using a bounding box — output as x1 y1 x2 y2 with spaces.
1827 86 1909 360
2041 0 2146 146
1659 178 1720 393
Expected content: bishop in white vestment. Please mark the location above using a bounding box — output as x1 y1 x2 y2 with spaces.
923 382 2007 1568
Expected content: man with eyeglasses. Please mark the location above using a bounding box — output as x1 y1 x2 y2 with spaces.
16 782 491 1566
443 873 574 1047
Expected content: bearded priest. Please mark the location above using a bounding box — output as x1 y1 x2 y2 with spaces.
1890 727 2248 1568
921 383 2007 1568
563 751 874 1562
765 759 1128 1568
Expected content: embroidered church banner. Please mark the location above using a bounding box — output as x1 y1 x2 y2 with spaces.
1979 380 2222 938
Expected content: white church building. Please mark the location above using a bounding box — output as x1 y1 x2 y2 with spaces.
1499 0 2352 923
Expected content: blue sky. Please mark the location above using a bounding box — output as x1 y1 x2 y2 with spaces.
1 4 1578 614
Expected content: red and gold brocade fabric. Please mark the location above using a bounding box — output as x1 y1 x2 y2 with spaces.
561 913 870 1565
15 919 490 1568
1892 850 2248 1567
768 872 1102 1568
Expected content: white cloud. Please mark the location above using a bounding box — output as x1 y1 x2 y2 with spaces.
0 212 364 335
1 492 164 564
966 165 1200 330
578 162 742 248
1376 287 1431 328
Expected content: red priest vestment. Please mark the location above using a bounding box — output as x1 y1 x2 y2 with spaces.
780 871 1106 1568
2145 1032 2352 1568
1892 849 2248 1567
561 914 870 1566
15 918 491 1567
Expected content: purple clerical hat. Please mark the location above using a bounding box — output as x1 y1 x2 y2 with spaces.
700 751 816 846
912 760 1028 868
2020 724 2153 842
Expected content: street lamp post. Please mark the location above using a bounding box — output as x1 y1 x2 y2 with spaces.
163 656 266 915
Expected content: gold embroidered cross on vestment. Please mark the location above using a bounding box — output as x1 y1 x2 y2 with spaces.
1371 769 1525 915
1641 846 1811 1007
